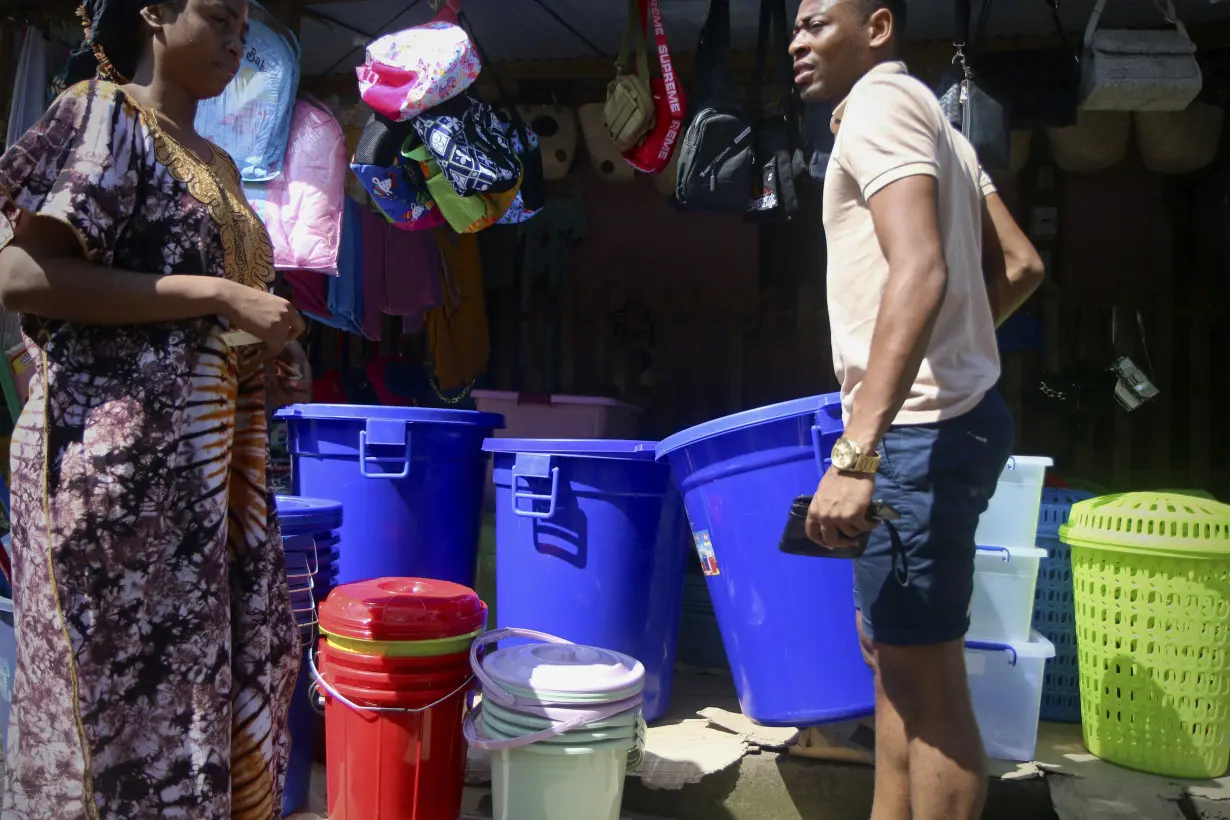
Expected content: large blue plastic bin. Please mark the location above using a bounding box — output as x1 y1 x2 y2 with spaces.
485 439 688 723
277 405 504 586
656 394 874 727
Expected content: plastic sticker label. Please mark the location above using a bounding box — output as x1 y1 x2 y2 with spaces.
693 530 720 577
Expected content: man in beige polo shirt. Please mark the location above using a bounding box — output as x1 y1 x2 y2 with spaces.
791 1 1045 819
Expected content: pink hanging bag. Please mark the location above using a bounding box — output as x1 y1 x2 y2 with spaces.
357 0 481 123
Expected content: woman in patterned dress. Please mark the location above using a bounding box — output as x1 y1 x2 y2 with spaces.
0 0 310 816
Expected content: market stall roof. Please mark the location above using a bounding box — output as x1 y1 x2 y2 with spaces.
298 0 1230 77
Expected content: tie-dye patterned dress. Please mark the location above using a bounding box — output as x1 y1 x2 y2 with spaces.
0 80 299 819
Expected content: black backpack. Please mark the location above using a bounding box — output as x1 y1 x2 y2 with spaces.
744 0 806 222
674 0 756 212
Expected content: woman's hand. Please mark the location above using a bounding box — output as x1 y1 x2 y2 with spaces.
219 281 306 357
267 340 312 409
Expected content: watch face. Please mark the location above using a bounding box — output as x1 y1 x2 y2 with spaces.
832 437 857 469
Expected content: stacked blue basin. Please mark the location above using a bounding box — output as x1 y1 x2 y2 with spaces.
276 496 343 817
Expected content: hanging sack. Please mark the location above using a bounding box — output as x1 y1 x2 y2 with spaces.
405 141 521 234
969 0 1080 130
745 0 806 222
357 1 481 123
245 97 346 274
461 16 545 215
492 115 542 224
1136 103 1225 175
604 0 656 153
411 93 522 197
674 0 756 212
1047 109 1131 172
578 103 637 183
195 1 300 182
519 105 578 180
1080 0 1202 112
349 114 446 230
623 0 687 175
936 0 1011 173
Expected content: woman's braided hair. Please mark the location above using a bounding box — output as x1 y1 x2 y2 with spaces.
61 0 162 87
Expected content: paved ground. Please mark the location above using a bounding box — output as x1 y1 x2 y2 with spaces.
289 669 1229 820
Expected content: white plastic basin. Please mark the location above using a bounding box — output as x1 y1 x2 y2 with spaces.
966 631 1055 762
967 545 1048 644
974 456 1054 549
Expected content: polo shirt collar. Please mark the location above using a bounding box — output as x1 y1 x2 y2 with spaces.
830 60 909 135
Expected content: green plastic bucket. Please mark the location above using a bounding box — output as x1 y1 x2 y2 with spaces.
485 717 636 820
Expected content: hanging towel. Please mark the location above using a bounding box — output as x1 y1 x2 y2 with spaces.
426 231 489 391
327 199 366 335
6 28 51 147
383 224 443 331
359 207 386 341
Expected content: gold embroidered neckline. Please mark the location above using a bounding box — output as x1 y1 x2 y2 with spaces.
121 90 275 293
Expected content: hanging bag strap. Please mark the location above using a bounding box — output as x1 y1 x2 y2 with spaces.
1084 0 1189 54
1043 0 1077 59
770 0 798 130
616 0 651 80
749 0 774 121
697 0 734 103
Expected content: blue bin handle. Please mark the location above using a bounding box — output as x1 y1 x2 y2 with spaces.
358 418 413 479
977 545 1012 564
811 424 829 477
511 453 560 520
966 640 1018 666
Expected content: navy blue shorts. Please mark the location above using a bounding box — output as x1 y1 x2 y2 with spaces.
854 391 1014 647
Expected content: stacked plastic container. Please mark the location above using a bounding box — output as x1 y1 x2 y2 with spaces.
1032 487 1096 723
314 578 487 819
1062 492 1230 779
966 456 1057 762
465 629 646 820
276 496 343 817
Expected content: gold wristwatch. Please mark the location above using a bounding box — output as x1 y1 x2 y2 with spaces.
831 437 881 474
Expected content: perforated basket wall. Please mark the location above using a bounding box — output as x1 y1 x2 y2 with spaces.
1034 488 1096 723
1063 492 1230 778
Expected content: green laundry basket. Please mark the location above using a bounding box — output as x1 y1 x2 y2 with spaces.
1061 492 1230 779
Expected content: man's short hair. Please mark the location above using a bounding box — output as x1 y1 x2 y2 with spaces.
858 0 908 34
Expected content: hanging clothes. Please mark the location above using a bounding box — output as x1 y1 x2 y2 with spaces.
384 226 443 332
359 208 386 341
517 192 588 392
426 232 489 392
5 28 51 147
285 270 332 321
326 198 366 335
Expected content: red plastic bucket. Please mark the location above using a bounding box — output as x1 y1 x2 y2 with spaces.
315 578 487 820
318 642 472 692
317 653 472 820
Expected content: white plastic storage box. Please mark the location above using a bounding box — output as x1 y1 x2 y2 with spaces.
967 544 1048 644
974 456 1054 550
472 391 643 508
966 631 1055 762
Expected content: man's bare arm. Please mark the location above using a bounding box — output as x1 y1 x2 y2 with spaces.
981 192 1045 327
842 174 948 453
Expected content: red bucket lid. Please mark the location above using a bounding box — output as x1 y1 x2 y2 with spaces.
318 577 487 642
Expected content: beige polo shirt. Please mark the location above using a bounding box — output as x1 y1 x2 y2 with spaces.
823 61 1000 426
